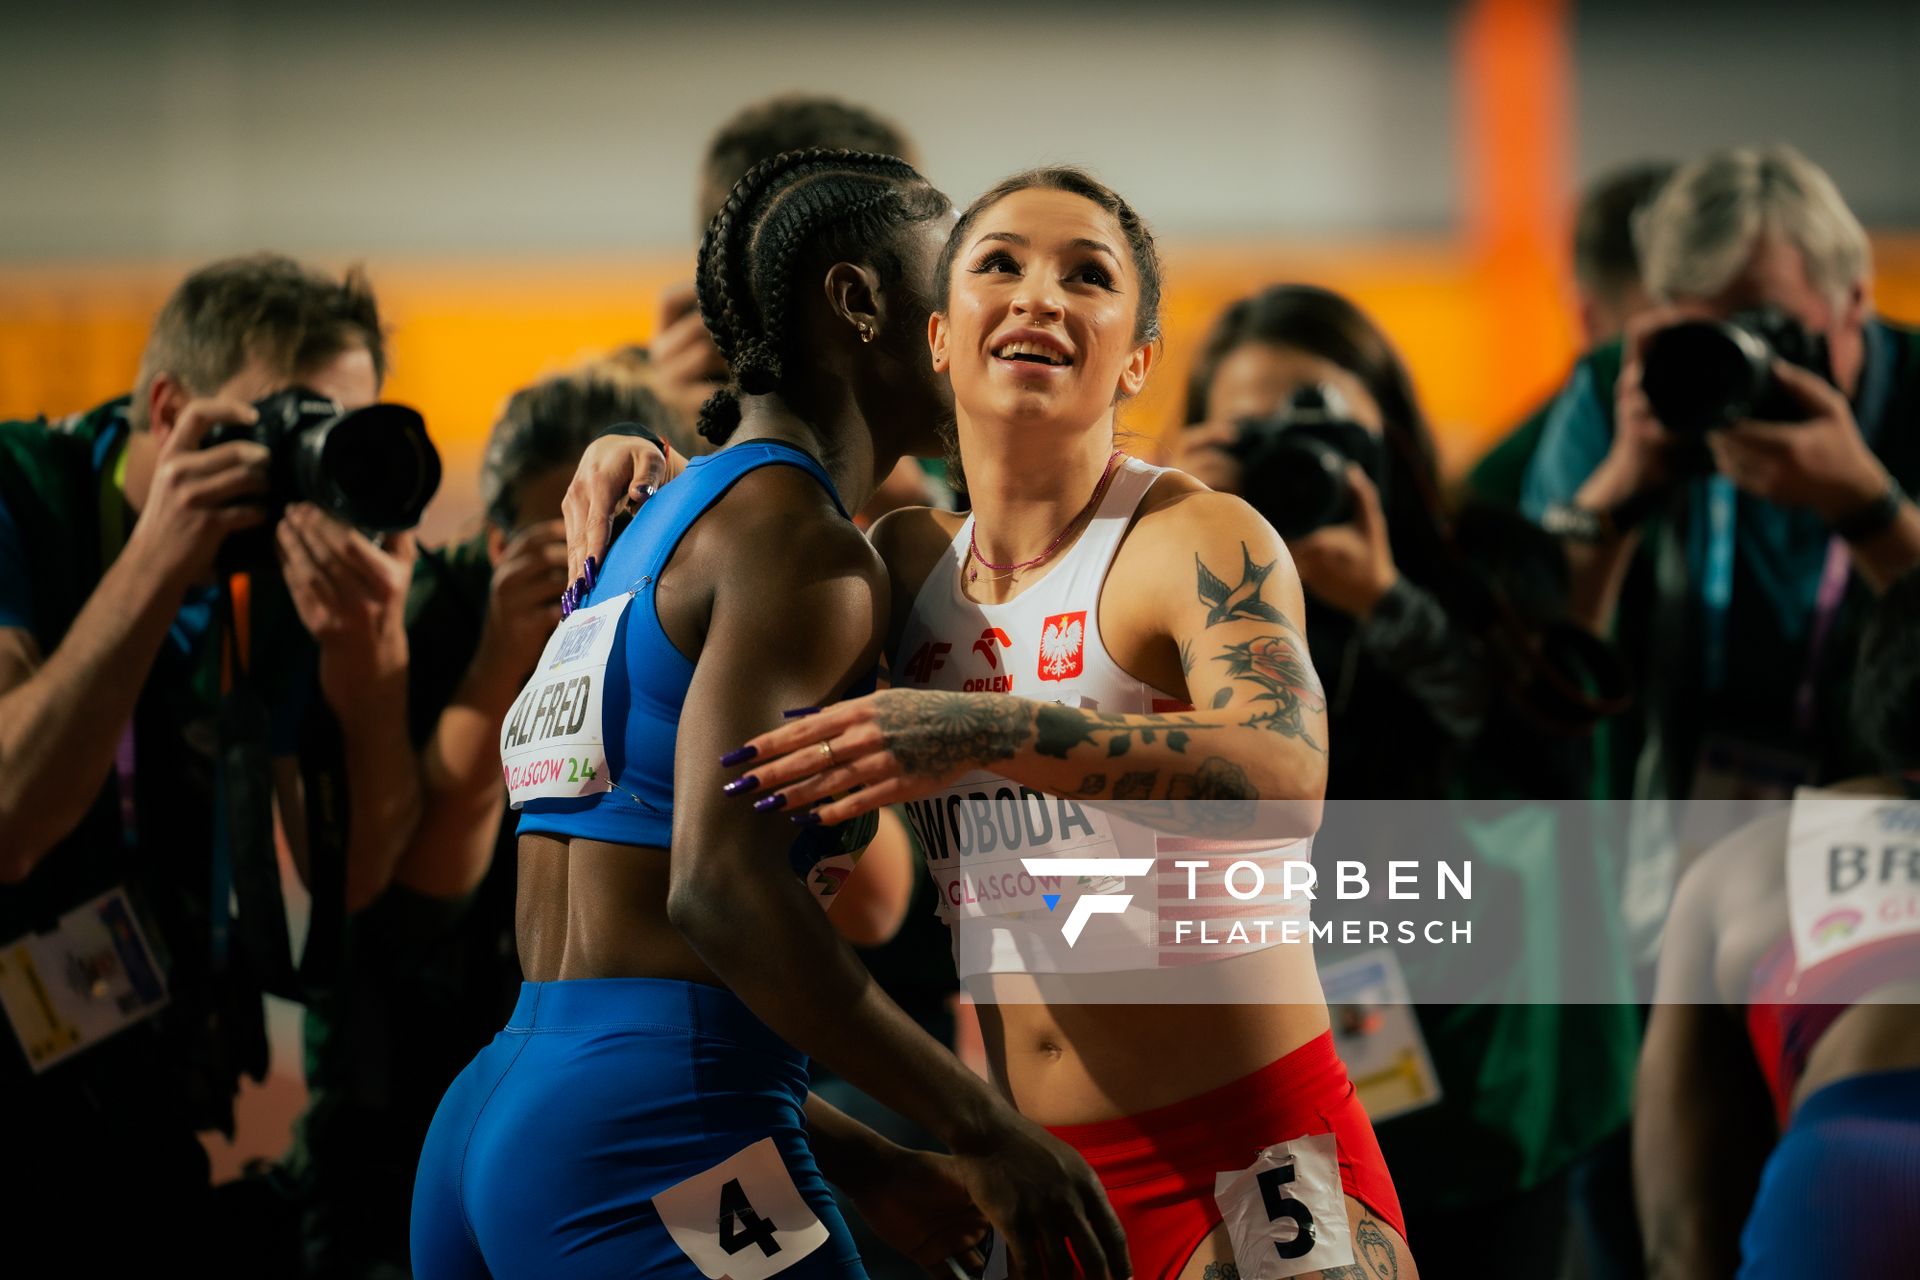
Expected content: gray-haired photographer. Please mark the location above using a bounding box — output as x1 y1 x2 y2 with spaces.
1523 144 1920 810
0 254 440 1274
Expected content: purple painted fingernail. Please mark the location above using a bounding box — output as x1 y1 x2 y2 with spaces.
721 775 758 796
584 556 597 588
753 793 787 813
643 484 657 498
782 707 821 719
790 811 822 826
719 745 757 767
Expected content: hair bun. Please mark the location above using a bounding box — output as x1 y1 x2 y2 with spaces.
696 387 744 446
731 338 784 395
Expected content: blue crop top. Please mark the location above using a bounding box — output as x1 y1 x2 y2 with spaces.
516 441 875 870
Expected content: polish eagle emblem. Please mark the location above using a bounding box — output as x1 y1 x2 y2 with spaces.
1038 612 1086 681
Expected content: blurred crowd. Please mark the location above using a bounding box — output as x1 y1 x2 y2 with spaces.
1 92 1916 1280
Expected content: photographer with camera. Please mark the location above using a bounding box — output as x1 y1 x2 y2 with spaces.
1177 283 1640 1279
1522 145 1920 801
0 254 432 1272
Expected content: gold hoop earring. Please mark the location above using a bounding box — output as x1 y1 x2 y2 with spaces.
858 324 874 344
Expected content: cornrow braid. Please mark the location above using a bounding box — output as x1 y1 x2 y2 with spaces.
694 147 950 446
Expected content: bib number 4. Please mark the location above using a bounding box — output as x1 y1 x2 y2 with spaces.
719 1177 781 1259
653 1138 828 1279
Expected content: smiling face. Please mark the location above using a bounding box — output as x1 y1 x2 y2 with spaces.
930 187 1154 439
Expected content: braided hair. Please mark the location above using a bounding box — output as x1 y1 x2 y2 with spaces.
694 148 951 446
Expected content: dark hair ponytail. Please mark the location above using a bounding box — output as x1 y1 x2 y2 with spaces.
694 147 951 446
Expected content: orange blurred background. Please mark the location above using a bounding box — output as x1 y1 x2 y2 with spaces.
10 236 1920 547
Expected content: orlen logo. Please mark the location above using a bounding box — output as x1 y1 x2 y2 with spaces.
1020 857 1154 945
902 641 951 684
973 627 1012 668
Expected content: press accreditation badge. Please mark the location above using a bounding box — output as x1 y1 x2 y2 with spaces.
500 594 628 808
1214 1133 1355 1279
0 887 168 1072
1320 948 1442 1122
1786 786 1920 976
652 1137 828 1279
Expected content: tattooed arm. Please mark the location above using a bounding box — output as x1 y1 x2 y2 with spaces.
725 490 1327 830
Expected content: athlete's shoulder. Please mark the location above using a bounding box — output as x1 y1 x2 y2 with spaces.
1127 467 1285 556
696 461 886 584
868 504 964 593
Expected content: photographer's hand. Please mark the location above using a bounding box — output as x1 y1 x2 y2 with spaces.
651 279 730 429
1580 306 1697 514
1709 359 1885 518
1172 416 1242 495
276 504 422 910
1558 307 1700 635
474 520 568 689
1289 464 1398 618
1714 360 1920 591
389 519 568 901
123 396 272 590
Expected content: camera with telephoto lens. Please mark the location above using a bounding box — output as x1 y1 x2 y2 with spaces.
1228 383 1388 540
203 388 442 564
1639 307 1833 436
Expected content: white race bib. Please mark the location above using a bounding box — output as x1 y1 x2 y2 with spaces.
898 774 1128 920
1214 1133 1355 1280
500 594 628 808
1786 787 1920 976
651 1138 828 1279
0 887 168 1072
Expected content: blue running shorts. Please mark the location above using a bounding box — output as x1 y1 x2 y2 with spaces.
412 978 867 1279
1738 1064 1920 1277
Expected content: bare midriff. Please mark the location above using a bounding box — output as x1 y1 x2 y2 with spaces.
972 942 1331 1126
1795 985 1920 1111
516 833 720 986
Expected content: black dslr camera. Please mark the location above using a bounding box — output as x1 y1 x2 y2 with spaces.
204 388 442 563
1639 307 1833 436
1228 384 1388 540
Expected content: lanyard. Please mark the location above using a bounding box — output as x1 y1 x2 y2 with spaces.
1794 538 1853 734
1699 477 1854 730
211 573 253 970
1700 476 1737 693
98 443 139 850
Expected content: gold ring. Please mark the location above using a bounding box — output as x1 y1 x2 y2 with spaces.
819 740 837 768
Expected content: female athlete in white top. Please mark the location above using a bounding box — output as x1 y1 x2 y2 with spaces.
727 169 1416 1280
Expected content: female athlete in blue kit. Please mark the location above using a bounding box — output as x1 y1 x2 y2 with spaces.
410 150 1129 1280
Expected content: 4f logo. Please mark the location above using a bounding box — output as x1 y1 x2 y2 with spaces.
902 641 951 684
973 627 1012 669
1037 612 1086 681
1020 858 1154 945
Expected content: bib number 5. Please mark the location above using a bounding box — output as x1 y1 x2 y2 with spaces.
1213 1133 1354 1280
